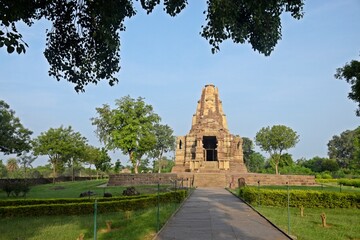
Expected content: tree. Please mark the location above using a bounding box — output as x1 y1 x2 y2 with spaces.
1 0 304 91
91 96 160 173
327 127 360 169
255 125 299 175
63 131 88 181
84 146 112 179
0 160 7 178
6 157 20 178
0 100 32 155
246 152 265 173
114 159 123 173
6 157 19 172
335 58 360 116
32 126 87 183
242 137 254 170
153 156 175 173
18 152 36 178
148 124 175 173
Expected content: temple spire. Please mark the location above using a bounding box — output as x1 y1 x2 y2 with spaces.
190 84 229 133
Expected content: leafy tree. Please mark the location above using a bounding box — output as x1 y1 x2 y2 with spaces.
278 153 293 167
63 131 88 181
321 158 339 172
246 152 265 173
242 137 254 169
153 156 175 173
300 156 324 173
84 146 112 179
32 164 53 178
1 0 304 91
327 127 360 169
0 100 32 155
32 126 86 183
18 152 37 178
0 160 8 178
255 125 299 175
6 157 19 172
114 159 123 173
335 58 360 116
148 124 175 173
94 148 112 176
353 128 360 169
91 96 160 173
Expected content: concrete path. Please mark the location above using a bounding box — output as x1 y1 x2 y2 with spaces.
156 188 290 240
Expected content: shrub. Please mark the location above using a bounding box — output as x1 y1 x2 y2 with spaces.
0 190 188 218
1 181 30 197
238 187 360 208
338 179 360 188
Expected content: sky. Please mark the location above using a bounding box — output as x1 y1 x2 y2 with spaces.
1 0 359 167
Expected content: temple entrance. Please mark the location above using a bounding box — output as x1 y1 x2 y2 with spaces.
203 136 217 161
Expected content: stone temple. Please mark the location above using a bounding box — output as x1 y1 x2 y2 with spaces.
108 84 316 188
172 84 248 173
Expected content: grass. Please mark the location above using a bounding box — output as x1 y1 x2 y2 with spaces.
0 202 180 240
254 206 360 240
0 179 174 199
0 180 183 239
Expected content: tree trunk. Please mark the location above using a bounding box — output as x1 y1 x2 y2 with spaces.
275 163 279 175
130 151 138 174
89 164 92 179
71 158 75 181
52 161 56 184
157 150 164 173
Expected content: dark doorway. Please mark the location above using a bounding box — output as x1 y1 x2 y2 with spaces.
203 136 217 161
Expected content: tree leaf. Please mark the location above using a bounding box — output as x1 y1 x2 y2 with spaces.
7 46 15 53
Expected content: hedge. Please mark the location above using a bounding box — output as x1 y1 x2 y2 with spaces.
0 194 151 207
338 179 360 188
0 190 187 218
238 187 360 209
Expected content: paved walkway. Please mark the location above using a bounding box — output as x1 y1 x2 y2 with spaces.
156 188 290 240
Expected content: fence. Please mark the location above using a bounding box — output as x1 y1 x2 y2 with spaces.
0 180 193 240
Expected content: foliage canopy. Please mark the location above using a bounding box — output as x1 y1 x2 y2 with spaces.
0 100 32 155
335 59 360 116
91 95 160 173
1 0 304 91
255 125 299 174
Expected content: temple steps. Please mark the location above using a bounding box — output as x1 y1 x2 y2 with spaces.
193 173 227 188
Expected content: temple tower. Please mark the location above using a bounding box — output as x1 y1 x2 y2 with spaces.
172 84 247 173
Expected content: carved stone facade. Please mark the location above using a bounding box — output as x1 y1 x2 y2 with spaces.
172 84 247 173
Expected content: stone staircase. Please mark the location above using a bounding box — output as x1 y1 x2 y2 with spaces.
199 161 221 173
193 173 227 187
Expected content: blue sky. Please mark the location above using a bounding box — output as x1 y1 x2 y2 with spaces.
1 0 359 167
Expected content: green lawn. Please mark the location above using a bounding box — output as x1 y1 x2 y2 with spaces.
255 206 360 240
0 180 183 239
0 179 174 199
0 203 179 240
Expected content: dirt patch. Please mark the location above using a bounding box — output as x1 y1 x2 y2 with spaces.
50 186 65 190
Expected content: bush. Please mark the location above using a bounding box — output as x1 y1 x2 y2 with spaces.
238 187 360 208
338 179 360 188
1 181 30 197
0 190 188 218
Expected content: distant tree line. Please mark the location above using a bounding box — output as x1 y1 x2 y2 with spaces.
0 97 175 180
1 98 359 180
243 126 360 178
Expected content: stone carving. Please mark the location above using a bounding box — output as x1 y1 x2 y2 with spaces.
172 84 247 173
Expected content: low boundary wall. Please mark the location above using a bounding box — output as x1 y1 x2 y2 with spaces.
108 173 316 188
108 173 179 186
